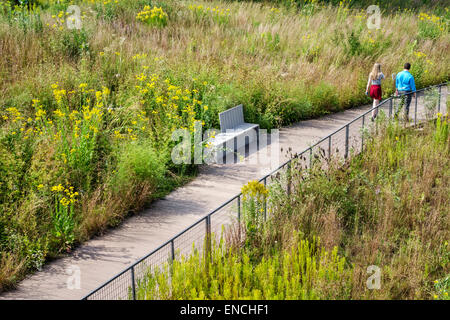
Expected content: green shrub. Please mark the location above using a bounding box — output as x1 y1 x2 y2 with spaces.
418 12 446 40
309 82 340 114
111 141 166 193
433 275 450 300
434 113 449 146
277 96 313 124
59 29 90 60
94 0 123 21
346 31 362 57
135 236 352 300
8 233 47 271
241 180 268 260
5 3 43 34
49 183 78 252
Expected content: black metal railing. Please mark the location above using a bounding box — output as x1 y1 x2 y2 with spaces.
82 82 447 300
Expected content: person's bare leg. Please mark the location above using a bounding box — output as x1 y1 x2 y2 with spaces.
372 99 379 119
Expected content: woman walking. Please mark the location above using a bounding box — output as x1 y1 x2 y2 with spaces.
365 63 385 121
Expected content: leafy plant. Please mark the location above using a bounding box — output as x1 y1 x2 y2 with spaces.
241 180 268 259
7 2 43 33
111 141 166 194
418 12 446 40
434 113 448 146
433 275 450 300
135 236 352 300
50 183 78 252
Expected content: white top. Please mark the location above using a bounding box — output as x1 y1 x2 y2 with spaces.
367 72 385 87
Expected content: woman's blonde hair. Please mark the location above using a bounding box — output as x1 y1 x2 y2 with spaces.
369 63 382 81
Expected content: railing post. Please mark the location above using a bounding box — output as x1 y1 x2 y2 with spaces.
237 195 241 240
263 177 267 221
131 266 136 300
309 147 312 169
392 96 397 119
169 239 175 275
438 86 441 113
389 98 392 119
361 114 365 152
205 215 212 258
233 136 237 164
414 93 418 126
287 162 292 196
345 124 349 159
206 215 211 237
328 135 331 161
237 195 241 221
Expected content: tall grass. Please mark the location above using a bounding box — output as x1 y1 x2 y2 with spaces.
136 235 352 300
0 0 449 290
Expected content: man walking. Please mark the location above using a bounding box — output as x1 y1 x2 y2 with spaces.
395 63 416 122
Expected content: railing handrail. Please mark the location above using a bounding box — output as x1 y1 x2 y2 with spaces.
82 81 447 300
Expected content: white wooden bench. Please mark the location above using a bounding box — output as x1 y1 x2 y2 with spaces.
206 104 259 164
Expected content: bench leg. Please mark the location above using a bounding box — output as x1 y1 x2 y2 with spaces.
256 127 260 151
234 136 237 164
245 136 249 158
221 142 226 165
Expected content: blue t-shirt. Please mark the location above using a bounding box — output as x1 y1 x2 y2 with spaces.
396 70 416 92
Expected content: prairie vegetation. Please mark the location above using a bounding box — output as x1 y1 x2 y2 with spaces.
137 115 449 300
0 0 449 291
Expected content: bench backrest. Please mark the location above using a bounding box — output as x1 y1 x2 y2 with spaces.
219 104 245 133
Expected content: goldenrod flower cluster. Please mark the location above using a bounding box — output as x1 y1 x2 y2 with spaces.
419 12 442 23
51 184 79 207
188 4 231 23
7 82 109 171
77 0 118 5
5 107 23 123
413 51 434 73
337 0 350 15
132 53 148 60
136 6 168 27
101 0 119 5
133 67 210 136
2 104 34 138
241 180 268 201
433 277 450 300
418 12 446 33
414 51 427 58
45 10 70 30
270 7 280 14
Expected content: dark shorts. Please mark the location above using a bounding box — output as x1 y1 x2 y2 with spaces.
398 90 412 115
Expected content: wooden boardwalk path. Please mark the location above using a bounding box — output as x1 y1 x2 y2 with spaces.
1 88 447 299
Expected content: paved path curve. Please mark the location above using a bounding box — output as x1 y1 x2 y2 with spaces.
1 87 447 299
